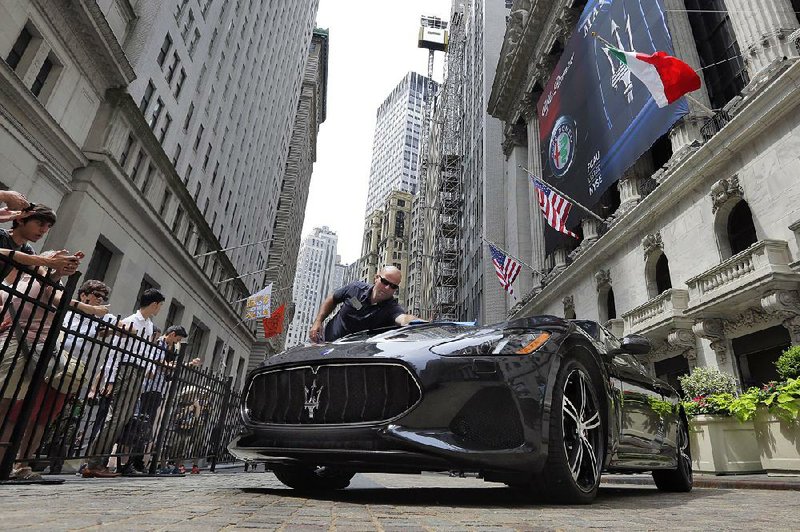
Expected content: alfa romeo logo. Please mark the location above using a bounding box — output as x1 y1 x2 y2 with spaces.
548 115 577 178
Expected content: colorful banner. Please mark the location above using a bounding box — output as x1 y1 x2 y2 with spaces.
244 283 272 320
262 304 286 339
537 0 687 247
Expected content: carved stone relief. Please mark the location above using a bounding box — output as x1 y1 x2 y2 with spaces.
562 295 575 313
642 232 663 260
692 318 728 363
595 269 611 291
710 175 744 213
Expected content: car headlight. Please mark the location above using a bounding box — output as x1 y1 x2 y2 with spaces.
431 330 551 356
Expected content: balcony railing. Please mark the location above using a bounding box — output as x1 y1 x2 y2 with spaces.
686 240 796 308
622 289 689 334
700 109 732 141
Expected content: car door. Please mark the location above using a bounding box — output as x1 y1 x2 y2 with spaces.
601 328 666 464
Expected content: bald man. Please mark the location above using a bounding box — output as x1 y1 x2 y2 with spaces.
309 266 421 343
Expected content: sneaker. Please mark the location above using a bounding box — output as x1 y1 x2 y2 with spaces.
82 466 120 478
120 463 145 477
190 465 200 474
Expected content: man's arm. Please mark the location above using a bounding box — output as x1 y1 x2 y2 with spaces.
0 249 80 280
0 190 30 210
309 294 338 343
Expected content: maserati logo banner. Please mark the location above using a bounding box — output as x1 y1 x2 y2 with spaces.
537 0 688 248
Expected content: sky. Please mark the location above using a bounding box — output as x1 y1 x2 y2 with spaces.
300 0 452 264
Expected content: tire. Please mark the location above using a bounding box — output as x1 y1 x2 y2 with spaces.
541 356 605 504
652 415 693 492
271 464 355 491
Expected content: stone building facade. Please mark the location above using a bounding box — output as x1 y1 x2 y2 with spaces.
1 0 320 389
488 0 800 390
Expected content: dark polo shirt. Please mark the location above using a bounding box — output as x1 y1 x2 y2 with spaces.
324 281 404 341
0 229 34 254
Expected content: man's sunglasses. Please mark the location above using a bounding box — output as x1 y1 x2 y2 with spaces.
90 291 108 301
379 276 399 290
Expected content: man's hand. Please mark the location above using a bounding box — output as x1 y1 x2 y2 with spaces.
0 190 30 210
89 305 110 317
46 250 81 272
309 321 323 343
0 208 31 223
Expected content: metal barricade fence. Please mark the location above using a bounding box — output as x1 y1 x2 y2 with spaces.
0 253 243 479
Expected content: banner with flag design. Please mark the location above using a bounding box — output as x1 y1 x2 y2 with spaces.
488 243 523 296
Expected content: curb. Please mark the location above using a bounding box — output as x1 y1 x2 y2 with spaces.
602 474 800 491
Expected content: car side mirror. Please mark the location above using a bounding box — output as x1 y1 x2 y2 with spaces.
621 334 651 355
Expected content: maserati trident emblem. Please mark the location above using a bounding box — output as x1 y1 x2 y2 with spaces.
304 379 323 418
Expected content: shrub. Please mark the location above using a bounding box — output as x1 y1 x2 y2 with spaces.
682 393 734 416
678 367 737 400
775 345 800 380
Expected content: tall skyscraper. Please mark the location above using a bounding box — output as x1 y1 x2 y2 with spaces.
0 0 320 388
285 226 339 348
412 0 510 324
364 72 438 216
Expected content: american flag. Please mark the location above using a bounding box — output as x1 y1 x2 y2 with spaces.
488 243 523 296
532 178 579 238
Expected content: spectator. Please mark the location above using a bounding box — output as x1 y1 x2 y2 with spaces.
83 288 165 478
0 251 106 480
309 265 421 343
127 325 187 473
0 203 79 280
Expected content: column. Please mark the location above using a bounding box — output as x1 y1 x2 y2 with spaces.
724 0 800 79
504 124 533 298
524 97 546 276
663 0 714 151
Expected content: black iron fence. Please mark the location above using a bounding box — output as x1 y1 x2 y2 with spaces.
0 252 243 479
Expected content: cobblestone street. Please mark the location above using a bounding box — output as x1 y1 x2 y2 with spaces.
1 470 798 531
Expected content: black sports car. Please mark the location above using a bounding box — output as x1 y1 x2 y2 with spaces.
229 316 692 504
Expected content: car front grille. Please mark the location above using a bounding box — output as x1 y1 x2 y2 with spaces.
245 363 421 425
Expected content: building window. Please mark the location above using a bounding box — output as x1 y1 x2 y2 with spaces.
727 201 758 255
5 25 32 70
181 10 195 41
166 52 179 83
30 56 54 97
174 0 189 21
185 164 193 184
149 98 164 129
157 34 172 67
141 164 155 194
203 144 212 170
172 206 184 233
140 80 155 113
159 189 172 216
655 254 672 294
85 239 115 283
193 125 204 151
130 150 145 180
120 135 135 167
165 299 185 329
172 143 182 168
158 113 172 143
174 69 186 98
211 161 219 185
183 102 194 130
189 29 201 57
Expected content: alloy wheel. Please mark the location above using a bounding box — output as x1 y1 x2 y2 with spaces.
561 369 602 493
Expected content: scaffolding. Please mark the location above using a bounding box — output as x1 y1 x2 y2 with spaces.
411 7 466 321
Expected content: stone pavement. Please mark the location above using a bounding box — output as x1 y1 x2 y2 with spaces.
1 470 798 531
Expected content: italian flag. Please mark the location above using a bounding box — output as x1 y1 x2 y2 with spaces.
607 47 701 108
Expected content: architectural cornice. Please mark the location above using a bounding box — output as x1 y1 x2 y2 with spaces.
0 62 87 173
35 0 136 90
510 59 800 319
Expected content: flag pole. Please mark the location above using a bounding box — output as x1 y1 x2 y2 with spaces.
519 165 607 224
481 235 543 277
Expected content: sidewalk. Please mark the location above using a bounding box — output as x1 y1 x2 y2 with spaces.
603 472 800 491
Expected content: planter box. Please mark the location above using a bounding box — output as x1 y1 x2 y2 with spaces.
688 414 764 474
753 409 800 474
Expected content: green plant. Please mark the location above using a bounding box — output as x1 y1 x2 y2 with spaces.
678 367 737 400
647 396 677 417
762 378 800 421
776 345 800 380
682 393 734 416
728 388 761 422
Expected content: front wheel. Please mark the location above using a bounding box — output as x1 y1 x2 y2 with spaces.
652 415 693 492
541 357 605 504
272 464 355 491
